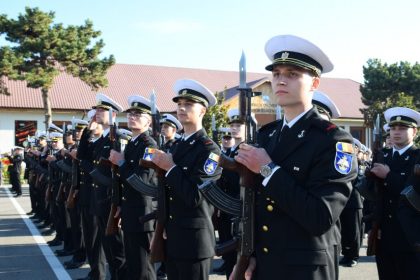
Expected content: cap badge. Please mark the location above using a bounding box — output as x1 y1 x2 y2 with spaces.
396 116 401 121
281 52 289 59
133 102 138 107
181 90 188 95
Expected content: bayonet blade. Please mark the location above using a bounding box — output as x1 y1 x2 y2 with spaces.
239 50 246 89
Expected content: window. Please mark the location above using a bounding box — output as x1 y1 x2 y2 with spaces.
15 120 37 146
350 127 365 144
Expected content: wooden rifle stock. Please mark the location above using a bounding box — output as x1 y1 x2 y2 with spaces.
66 159 79 209
105 122 121 236
367 222 379 256
56 182 65 203
66 185 77 209
231 255 250 280
140 159 166 262
105 203 119 236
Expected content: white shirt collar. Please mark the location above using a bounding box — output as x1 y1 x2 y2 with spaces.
183 130 198 141
282 108 312 129
102 128 110 138
393 143 413 155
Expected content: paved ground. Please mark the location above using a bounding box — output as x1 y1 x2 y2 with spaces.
0 184 378 279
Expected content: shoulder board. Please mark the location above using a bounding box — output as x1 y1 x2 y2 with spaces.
198 135 214 146
311 118 338 133
258 120 281 133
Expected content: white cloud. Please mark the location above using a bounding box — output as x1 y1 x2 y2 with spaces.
133 20 202 33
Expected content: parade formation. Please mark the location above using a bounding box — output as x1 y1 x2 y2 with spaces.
3 34 420 280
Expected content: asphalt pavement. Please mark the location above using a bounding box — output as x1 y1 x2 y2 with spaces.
0 184 378 280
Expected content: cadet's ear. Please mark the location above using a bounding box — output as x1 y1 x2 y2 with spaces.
310 76 320 91
200 106 207 118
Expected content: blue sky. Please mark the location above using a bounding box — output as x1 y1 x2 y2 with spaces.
2 0 420 83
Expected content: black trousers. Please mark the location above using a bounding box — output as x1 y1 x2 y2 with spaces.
166 257 211 280
81 206 106 280
340 207 362 259
123 231 156 280
97 214 127 280
69 204 86 261
376 241 420 280
10 172 21 194
217 212 236 279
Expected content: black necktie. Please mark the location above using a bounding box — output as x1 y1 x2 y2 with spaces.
393 151 400 159
278 125 290 142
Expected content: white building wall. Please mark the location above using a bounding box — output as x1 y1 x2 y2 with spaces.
0 110 127 153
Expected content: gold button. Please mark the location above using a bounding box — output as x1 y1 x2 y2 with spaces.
262 225 268 232
271 200 275 204
263 247 268 253
266 197 270 201
169 197 173 201
266 205 274 212
169 215 173 219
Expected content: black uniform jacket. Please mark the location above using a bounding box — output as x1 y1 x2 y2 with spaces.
255 108 357 280
397 150 420 257
77 129 95 207
89 133 112 217
165 128 222 260
217 145 240 198
375 146 418 251
118 131 157 232
9 154 23 174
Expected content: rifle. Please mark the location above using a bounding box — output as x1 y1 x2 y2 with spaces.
211 114 218 144
365 114 384 256
45 137 54 203
150 90 162 147
199 51 261 280
66 122 80 209
105 108 121 236
144 90 167 263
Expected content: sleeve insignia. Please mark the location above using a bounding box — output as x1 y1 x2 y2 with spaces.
143 147 156 161
334 142 353 175
203 152 219 175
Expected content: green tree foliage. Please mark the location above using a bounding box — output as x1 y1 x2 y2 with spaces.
360 59 420 127
203 88 229 144
0 7 115 128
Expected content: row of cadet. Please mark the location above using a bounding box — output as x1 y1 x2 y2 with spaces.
18 33 420 280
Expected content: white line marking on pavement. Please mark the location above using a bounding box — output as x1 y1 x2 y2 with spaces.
4 187 71 280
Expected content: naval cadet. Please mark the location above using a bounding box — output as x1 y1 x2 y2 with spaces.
89 93 127 280
9 146 24 197
160 113 182 152
77 110 108 280
368 107 420 279
233 34 357 280
151 79 222 280
109 95 158 280
216 108 245 279
313 90 364 267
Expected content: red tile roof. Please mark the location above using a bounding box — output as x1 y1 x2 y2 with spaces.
0 64 364 118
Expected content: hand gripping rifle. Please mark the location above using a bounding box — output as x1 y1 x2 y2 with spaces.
105 108 121 236
365 114 385 256
199 51 261 280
